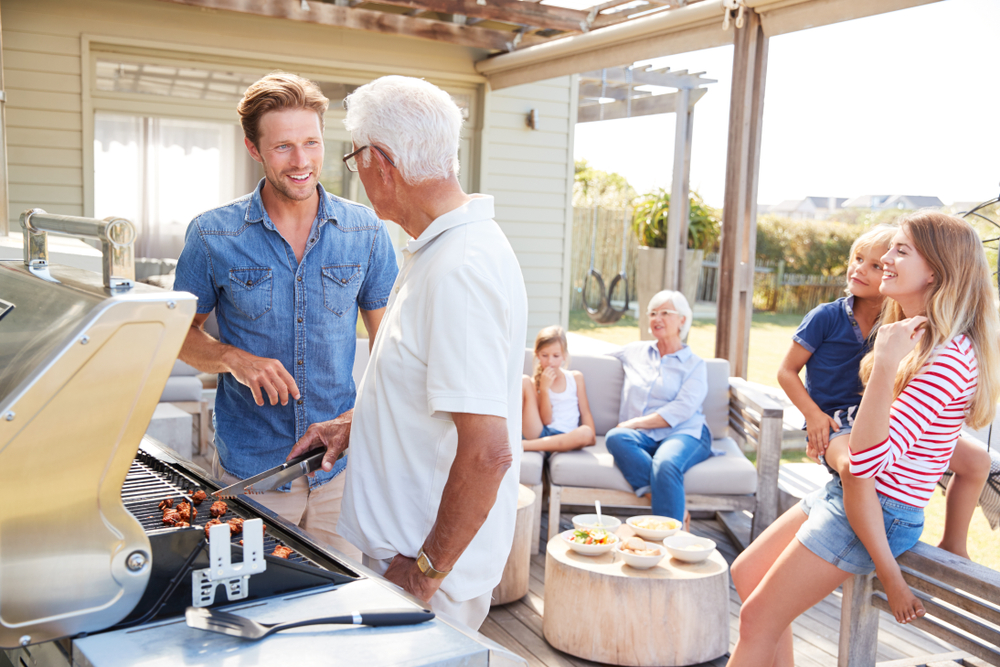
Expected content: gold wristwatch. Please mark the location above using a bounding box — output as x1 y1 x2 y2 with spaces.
416 548 450 579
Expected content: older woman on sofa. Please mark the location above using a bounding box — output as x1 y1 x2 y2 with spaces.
605 290 712 522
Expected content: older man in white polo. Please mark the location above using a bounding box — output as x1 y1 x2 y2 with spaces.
288 76 527 631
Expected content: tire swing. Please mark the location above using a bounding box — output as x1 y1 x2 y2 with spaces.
581 207 631 324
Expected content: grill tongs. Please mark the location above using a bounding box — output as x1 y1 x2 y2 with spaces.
213 449 327 498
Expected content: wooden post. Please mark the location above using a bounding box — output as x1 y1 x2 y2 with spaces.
715 9 768 378
663 87 692 294
839 573 880 667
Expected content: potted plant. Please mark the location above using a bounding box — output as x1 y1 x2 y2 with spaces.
632 189 720 339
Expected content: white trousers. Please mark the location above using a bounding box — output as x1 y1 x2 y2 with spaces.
363 555 492 632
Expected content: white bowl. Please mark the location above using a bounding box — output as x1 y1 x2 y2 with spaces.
561 528 619 556
614 538 666 570
626 514 681 540
572 514 622 532
663 534 716 563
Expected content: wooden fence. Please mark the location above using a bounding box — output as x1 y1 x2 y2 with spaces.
571 209 846 316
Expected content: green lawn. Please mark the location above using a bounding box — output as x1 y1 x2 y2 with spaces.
569 308 1000 570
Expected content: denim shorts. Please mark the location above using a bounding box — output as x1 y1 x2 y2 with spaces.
523 424 563 440
797 478 925 575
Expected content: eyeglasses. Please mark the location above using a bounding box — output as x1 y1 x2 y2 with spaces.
648 309 681 319
343 145 396 172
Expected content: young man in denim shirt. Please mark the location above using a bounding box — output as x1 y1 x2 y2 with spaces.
174 73 398 559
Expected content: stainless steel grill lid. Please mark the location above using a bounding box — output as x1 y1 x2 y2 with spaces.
0 211 196 648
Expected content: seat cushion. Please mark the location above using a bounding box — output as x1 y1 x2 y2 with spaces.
520 450 544 486
549 436 757 496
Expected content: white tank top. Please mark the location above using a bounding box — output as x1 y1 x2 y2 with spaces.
547 369 581 434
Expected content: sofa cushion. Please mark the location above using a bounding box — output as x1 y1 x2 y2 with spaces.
171 360 200 376
520 451 544 486
523 349 625 437
549 435 756 497
703 358 731 439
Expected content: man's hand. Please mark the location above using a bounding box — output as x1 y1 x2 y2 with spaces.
287 409 353 473
224 347 300 407
804 410 839 462
383 554 441 603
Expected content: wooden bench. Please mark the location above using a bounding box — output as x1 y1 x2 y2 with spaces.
840 541 1000 666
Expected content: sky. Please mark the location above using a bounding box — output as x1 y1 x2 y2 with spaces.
571 0 1000 209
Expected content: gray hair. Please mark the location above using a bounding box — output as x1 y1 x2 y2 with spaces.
343 76 462 185
647 290 693 340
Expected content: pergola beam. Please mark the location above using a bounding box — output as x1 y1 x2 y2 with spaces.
579 66 713 89
156 0 522 51
577 87 705 122
359 0 592 33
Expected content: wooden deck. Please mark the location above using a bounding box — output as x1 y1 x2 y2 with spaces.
482 512 963 667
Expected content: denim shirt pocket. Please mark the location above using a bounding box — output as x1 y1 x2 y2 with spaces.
322 264 362 316
228 267 273 320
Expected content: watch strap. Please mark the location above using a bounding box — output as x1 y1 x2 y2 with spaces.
416 548 450 579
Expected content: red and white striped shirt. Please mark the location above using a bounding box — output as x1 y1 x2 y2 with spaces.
849 334 978 507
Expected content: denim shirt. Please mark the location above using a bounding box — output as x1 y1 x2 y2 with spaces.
174 181 398 488
610 341 708 442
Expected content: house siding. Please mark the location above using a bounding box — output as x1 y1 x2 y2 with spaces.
482 76 577 343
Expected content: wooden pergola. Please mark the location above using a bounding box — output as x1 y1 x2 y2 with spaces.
0 0 945 376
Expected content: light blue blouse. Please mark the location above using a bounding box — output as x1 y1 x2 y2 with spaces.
609 341 708 442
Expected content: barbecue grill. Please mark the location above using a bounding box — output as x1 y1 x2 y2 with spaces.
0 210 524 667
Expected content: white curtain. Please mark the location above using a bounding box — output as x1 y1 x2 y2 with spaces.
95 113 251 259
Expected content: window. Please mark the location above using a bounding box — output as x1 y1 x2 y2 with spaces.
94 113 258 259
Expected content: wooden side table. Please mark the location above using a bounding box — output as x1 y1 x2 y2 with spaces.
491 484 537 605
543 527 729 666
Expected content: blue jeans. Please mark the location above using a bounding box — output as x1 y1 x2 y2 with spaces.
605 424 712 521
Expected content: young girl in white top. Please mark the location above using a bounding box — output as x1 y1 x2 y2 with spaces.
521 326 597 452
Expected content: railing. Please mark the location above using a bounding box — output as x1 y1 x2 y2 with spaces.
840 541 1000 665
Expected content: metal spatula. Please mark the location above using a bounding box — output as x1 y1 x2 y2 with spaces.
185 606 435 640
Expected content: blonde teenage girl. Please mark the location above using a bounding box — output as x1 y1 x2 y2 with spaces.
729 212 1000 667
779 225 992 624
521 326 597 452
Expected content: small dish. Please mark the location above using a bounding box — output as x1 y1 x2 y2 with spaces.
572 513 622 532
626 515 681 540
615 537 666 570
663 534 716 563
561 528 619 556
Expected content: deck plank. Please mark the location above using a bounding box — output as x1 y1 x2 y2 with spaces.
489 511 961 667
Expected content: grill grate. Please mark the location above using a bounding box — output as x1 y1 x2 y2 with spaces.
122 453 315 567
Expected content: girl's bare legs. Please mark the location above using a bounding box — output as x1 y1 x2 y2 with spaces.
731 505 810 667
938 436 990 558
523 425 595 452
825 437 923 623
729 538 852 667
521 376 544 439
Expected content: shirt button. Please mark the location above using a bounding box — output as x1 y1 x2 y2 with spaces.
297 317 303 323
341 278 347 284
296 276 302 282
297 399 304 405
297 360 303 365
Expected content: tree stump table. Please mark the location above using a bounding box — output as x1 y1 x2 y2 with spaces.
543 527 729 666
491 484 537 605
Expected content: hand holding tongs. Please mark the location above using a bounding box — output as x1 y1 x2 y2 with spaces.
213 448 326 498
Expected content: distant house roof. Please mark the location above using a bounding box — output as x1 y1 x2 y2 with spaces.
882 195 944 209
842 194 942 210
804 196 847 209
770 199 807 214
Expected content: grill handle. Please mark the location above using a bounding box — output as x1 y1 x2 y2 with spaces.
20 208 136 289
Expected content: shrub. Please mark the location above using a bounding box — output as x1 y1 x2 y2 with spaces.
755 216 857 276
632 189 721 250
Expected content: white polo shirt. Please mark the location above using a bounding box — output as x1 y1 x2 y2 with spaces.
338 195 528 601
